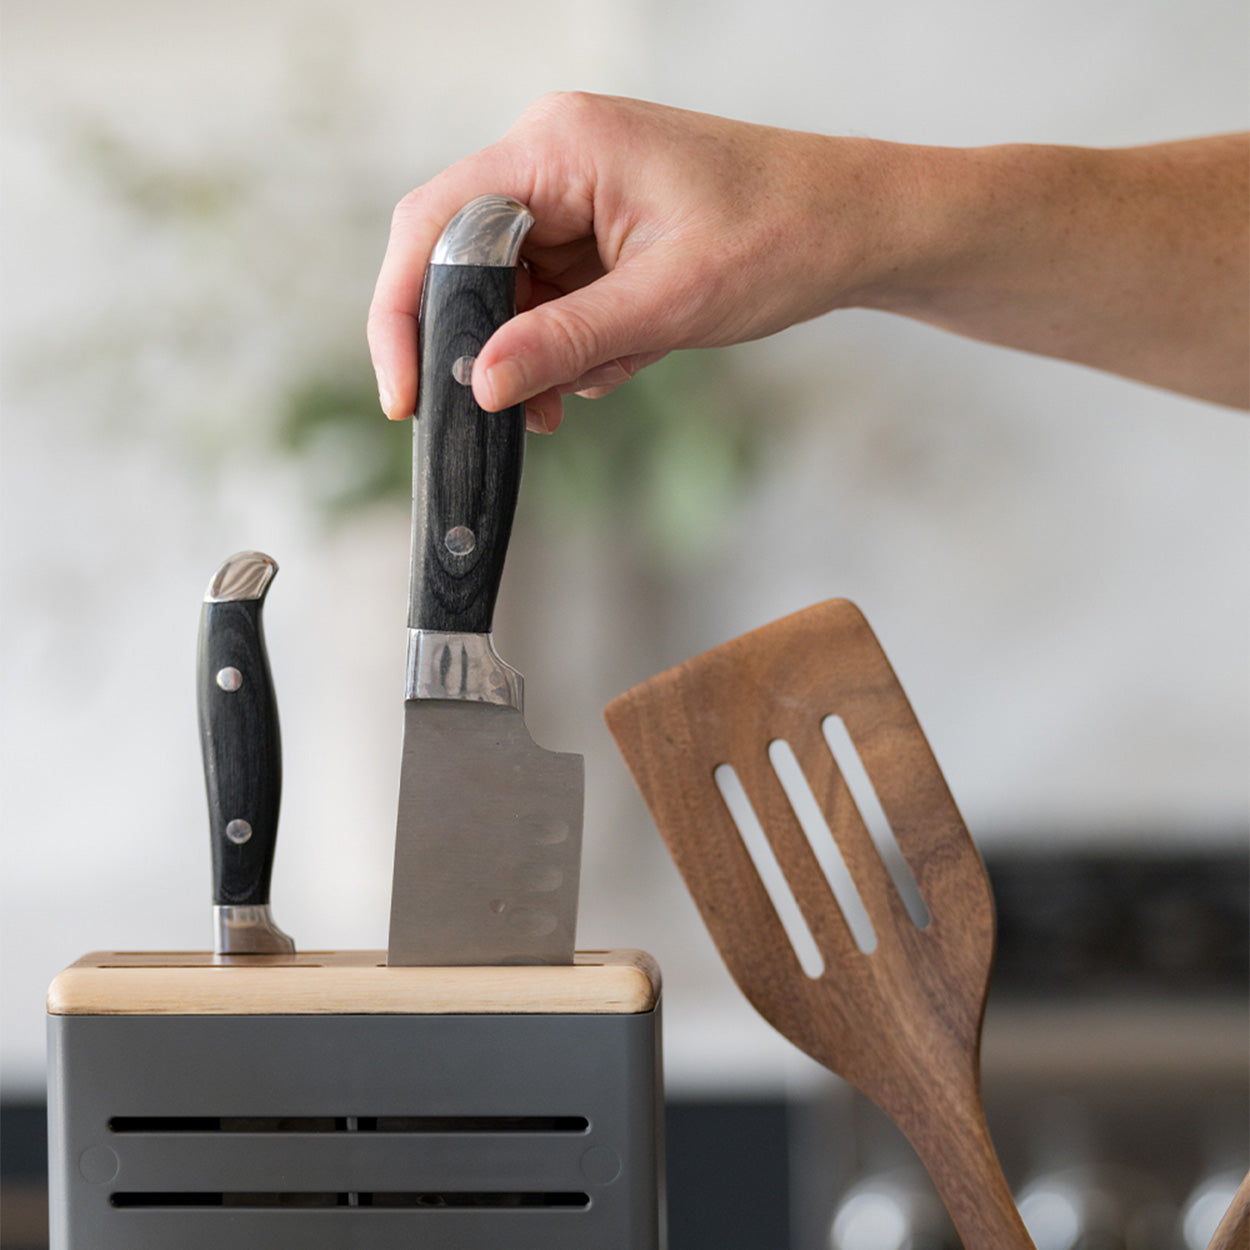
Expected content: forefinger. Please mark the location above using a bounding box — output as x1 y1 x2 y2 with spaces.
367 152 533 420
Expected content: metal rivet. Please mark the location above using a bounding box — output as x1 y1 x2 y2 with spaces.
216 666 243 692
451 355 476 386
444 526 476 556
225 819 253 845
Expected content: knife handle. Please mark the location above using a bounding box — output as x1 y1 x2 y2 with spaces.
197 553 282 907
409 196 533 636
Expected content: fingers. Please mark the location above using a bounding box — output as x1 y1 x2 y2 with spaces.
524 389 564 434
570 351 668 397
569 360 632 397
470 266 674 412
366 150 540 420
520 349 668 434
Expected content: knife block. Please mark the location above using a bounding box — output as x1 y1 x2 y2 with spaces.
47 949 664 1250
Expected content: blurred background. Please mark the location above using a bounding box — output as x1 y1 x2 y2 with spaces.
2 1 1246 1247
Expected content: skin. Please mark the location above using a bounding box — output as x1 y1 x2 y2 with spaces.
368 93 1249 433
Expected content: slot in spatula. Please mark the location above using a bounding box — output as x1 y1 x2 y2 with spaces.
605 599 1034 1249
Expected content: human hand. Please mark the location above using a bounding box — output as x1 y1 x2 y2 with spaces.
367 93 903 432
370 95 1248 423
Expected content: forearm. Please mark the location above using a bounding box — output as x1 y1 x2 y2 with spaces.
858 134 1250 408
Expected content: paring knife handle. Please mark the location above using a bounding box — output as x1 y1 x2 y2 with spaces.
197 553 282 909
409 196 533 635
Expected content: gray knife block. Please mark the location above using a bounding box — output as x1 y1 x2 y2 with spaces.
47 949 664 1250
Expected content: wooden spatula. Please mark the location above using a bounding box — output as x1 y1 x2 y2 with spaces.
605 599 1034 1249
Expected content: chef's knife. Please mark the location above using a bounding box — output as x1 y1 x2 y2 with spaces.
197 550 295 955
387 194 584 967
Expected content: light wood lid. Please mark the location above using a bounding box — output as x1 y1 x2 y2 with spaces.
47 949 660 1017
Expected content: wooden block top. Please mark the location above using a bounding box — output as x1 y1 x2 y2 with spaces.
47 949 661 1017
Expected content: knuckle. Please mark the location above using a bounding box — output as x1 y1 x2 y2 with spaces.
521 90 602 132
542 302 605 376
389 186 427 231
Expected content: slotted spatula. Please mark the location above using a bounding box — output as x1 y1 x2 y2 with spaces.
605 599 1034 1249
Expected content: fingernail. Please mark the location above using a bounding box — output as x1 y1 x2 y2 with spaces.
482 359 525 411
377 376 395 418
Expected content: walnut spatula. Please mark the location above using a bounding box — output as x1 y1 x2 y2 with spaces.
605 599 1033 1249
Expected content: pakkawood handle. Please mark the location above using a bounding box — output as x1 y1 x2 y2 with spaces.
197 553 282 908
408 196 534 635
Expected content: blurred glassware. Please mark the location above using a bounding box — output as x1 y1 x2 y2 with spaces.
828 1169 955 1250
1180 1170 1244 1250
1017 1166 1183 1250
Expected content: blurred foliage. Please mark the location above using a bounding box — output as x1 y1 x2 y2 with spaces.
278 349 770 568
55 107 774 564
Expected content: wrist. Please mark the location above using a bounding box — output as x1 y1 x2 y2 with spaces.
843 139 1003 317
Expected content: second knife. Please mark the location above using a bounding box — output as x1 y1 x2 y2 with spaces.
387 195 584 967
197 550 295 955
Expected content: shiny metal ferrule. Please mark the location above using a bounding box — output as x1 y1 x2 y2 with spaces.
214 904 296 955
205 551 278 603
405 629 524 710
430 195 534 268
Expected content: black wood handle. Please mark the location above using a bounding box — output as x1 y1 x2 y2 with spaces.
409 262 525 634
197 569 282 907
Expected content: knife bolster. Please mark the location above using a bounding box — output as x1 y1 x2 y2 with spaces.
213 903 295 956
405 629 523 709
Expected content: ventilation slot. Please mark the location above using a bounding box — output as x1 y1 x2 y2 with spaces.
714 762 824 978
108 1115 589 1134
110 1191 590 1209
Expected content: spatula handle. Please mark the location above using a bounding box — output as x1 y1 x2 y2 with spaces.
901 1080 1036 1250
409 196 534 635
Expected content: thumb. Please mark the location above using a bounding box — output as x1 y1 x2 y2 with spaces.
472 267 673 412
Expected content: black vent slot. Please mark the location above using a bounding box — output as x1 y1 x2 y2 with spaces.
111 1191 590 1209
108 1115 588 1134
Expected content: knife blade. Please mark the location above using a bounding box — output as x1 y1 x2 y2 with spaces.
387 194 584 967
197 550 295 955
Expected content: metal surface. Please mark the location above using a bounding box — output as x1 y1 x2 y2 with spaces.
405 628 524 707
430 194 534 267
388 700 583 966
204 551 278 603
213 904 296 955
47 1001 662 1249
215 666 243 692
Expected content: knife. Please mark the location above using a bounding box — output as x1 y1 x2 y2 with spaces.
197 550 295 955
387 194 584 967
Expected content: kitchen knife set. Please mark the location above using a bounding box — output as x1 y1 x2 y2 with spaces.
49 194 1245 1249
46 196 655 1250
197 196 583 970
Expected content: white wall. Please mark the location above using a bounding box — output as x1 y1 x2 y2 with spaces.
2 0 1246 1095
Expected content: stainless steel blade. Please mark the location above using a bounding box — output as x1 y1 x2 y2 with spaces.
387 698 584 965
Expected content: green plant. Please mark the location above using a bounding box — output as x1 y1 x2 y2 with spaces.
278 349 769 567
